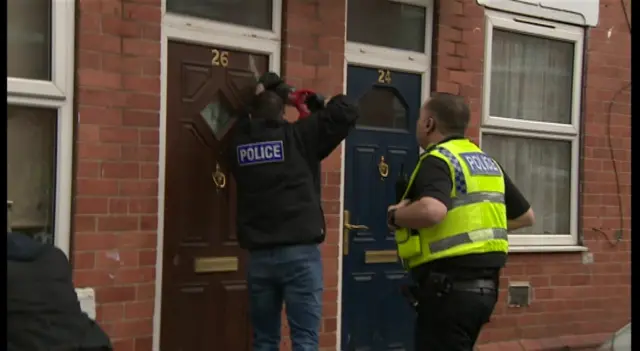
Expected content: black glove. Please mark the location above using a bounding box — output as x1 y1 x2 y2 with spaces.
258 72 283 90
305 93 326 112
258 72 292 102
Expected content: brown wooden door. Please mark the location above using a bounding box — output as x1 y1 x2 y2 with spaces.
161 41 268 351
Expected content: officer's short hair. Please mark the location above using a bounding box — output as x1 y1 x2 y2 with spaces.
424 92 470 135
252 90 284 121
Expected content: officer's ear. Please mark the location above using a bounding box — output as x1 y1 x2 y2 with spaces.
425 116 436 134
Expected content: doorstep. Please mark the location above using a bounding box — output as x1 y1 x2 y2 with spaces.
475 332 611 351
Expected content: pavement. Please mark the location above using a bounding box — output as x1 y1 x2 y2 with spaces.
475 332 617 351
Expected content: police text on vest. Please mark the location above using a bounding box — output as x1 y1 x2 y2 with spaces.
237 140 285 166
460 152 501 176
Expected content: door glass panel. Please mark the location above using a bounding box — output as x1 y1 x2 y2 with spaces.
7 0 52 80
167 0 273 31
357 86 408 130
200 95 234 141
348 0 426 52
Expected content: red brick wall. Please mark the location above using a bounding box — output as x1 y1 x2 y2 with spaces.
74 0 161 349
72 0 630 349
281 1 346 350
433 0 631 344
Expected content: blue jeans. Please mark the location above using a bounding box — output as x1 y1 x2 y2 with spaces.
248 244 323 351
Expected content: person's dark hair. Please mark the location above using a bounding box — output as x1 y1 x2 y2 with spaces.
424 92 470 135
251 90 285 120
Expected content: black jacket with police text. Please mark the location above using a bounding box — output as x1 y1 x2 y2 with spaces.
230 95 359 250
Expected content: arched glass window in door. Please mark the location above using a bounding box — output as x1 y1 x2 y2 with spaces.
357 86 409 130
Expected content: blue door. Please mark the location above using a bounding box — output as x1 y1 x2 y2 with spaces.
341 65 421 350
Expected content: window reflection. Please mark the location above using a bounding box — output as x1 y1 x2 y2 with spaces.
348 0 426 52
167 0 273 30
7 0 52 80
7 105 57 244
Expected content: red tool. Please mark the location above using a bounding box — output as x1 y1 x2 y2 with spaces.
288 89 316 119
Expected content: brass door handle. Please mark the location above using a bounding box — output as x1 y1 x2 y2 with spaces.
344 223 369 230
378 155 389 178
343 210 369 256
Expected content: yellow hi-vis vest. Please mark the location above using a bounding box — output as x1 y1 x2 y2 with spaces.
395 138 509 268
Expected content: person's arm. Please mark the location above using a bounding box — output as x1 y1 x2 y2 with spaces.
391 157 453 229
501 166 535 231
293 94 359 161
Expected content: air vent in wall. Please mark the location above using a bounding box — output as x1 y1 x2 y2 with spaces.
508 281 531 307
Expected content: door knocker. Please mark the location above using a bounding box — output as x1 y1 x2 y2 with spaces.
378 156 389 179
212 162 227 190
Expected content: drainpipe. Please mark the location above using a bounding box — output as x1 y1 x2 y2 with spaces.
576 28 589 245
68 0 81 264
429 0 440 94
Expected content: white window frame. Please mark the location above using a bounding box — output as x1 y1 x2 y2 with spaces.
480 10 583 249
7 0 76 256
346 0 433 73
162 1 282 50
341 0 434 348
154 2 282 349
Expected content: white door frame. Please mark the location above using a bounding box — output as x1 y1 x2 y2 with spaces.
338 0 434 348
153 2 282 349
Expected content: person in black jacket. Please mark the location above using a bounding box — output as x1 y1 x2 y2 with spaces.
7 232 113 351
229 74 359 351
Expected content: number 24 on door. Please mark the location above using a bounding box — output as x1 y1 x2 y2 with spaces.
211 49 230 67
377 69 392 84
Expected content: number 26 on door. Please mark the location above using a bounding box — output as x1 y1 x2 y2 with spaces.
377 69 391 84
211 49 229 67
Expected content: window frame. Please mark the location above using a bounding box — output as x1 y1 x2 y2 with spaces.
7 0 75 99
7 0 75 255
345 0 434 70
163 0 282 44
482 10 584 134
480 10 583 248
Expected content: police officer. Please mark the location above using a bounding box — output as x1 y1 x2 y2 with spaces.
229 73 359 351
386 92 535 351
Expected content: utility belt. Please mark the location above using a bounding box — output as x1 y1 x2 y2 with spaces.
402 272 497 309
421 272 497 295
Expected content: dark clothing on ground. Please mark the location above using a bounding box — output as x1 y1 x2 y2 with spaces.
230 94 358 251
7 232 112 351
405 135 531 350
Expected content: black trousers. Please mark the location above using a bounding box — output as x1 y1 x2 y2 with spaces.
413 276 498 351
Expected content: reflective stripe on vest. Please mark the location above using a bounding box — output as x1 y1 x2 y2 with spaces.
429 228 508 254
451 191 504 209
